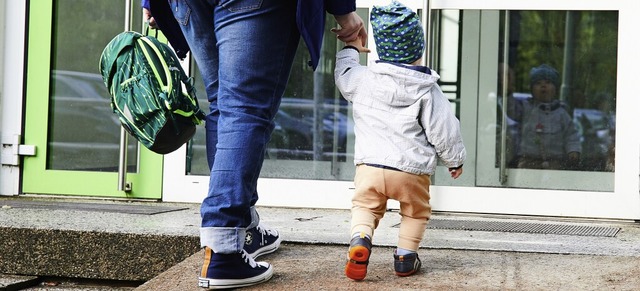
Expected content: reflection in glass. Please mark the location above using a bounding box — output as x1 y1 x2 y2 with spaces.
48 0 140 171
497 11 617 172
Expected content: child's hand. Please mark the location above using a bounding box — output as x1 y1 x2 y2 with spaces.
449 167 463 179
346 35 371 53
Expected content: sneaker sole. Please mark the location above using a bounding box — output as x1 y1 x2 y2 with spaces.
248 234 283 259
395 269 419 277
345 245 370 281
395 260 421 277
197 266 274 289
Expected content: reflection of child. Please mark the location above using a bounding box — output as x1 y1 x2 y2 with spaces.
508 64 581 169
334 1 466 281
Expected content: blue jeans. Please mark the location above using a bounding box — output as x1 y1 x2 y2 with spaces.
171 0 300 253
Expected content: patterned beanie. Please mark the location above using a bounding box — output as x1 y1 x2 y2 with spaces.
530 64 560 88
371 1 425 64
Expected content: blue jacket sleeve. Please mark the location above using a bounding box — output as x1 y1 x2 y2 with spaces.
325 0 356 16
148 0 190 59
298 0 357 70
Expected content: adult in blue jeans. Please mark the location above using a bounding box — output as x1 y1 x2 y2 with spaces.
142 0 366 288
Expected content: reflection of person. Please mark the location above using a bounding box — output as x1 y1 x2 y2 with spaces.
508 64 581 169
142 0 366 289
334 1 466 281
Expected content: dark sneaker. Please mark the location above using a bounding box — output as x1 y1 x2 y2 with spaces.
198 248 273 289
394 251 421 277
244 223 282 259
345 233 372 281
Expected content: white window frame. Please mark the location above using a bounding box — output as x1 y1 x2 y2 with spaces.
162 0 640 220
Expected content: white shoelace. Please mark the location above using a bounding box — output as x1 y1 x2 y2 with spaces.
241 250 259 268
255 223 278 245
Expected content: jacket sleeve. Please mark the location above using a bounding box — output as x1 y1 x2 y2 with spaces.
148 0 190 59
420 85 467 168
506 94 525 122
325 0 356 16
334 47 364 103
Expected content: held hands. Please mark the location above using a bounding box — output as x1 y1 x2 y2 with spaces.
332 12 367 46
346 35 371 53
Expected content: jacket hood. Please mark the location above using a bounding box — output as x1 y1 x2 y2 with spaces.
368 61 440 106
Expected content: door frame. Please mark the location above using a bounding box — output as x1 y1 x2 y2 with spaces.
0 1 27 196
21 1 164 199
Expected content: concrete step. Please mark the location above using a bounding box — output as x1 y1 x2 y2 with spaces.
0 197 201 282
0 274 39 291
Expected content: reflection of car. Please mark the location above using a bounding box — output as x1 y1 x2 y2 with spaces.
573 108 615 171
272 97 351 161
190 97 353 169
51 70 352 173
49 70 127 171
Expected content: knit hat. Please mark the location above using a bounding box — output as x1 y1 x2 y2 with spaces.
371 1 425 64
530 64 560 88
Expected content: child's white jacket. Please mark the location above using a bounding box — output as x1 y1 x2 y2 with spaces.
334 48 466 175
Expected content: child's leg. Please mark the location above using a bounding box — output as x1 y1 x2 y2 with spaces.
390 172 431 251
385 170 431 277
351 165 388 239
346 165 387 280
382 169 430 251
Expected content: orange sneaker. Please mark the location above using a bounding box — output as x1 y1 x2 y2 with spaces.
345 233 372 281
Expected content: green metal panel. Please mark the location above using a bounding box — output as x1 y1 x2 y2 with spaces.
22 1 163 199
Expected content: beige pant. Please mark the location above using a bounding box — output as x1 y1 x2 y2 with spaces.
351 164 432 251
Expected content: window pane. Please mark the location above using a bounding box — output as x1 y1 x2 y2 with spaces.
498 11 617 173
188 8 370 181
48 0 140 171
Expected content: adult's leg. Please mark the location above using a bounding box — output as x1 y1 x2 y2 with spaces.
172 0 300 253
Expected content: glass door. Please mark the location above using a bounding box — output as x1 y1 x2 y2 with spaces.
475 10 617 192
431 0 640 219
22 0 163 199
163 0 640 220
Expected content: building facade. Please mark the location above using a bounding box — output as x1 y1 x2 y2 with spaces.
1 0 639 220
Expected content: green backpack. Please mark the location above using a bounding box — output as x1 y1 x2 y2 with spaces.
99 31 205 154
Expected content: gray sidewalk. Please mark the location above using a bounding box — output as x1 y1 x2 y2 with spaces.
2 197 640 290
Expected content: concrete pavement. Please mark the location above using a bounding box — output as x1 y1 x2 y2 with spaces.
2 196 640 290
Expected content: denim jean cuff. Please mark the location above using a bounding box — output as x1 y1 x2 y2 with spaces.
200 227 247 253
248 206 260 229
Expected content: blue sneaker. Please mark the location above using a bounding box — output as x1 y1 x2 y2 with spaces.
244 223 282 259
393 250 421 277
198 248 273 289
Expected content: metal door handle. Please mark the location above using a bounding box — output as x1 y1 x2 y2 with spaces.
499 11 510 185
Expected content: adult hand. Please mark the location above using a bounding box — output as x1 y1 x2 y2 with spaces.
331 12 367 47
143 8 158 29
